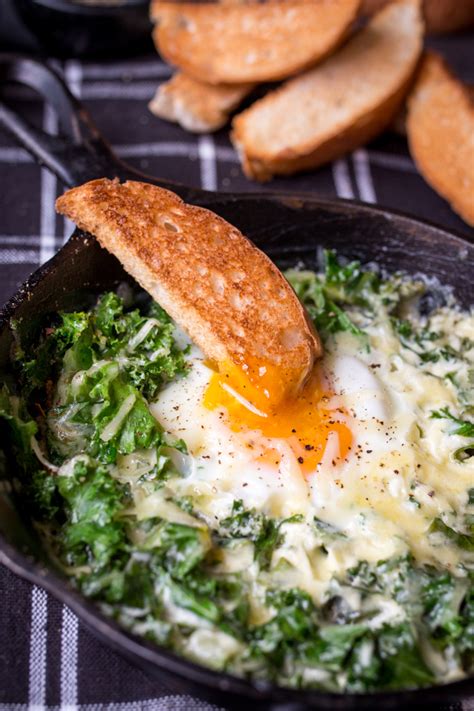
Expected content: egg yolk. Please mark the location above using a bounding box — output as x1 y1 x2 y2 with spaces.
203 359 352 474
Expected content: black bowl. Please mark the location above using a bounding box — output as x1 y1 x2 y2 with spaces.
16 0 153 57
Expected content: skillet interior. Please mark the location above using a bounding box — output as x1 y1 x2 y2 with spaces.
0 194 473 710
0 48 473 711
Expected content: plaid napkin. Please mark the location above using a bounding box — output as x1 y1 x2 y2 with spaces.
0 37 473 710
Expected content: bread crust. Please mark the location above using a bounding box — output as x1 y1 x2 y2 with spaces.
149 72 254 133
407 52 474 227
362 0 474 34
231 0 423 181
151 0 360 85
56 179 322 398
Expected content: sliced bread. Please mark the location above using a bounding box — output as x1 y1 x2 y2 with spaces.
150 0 360 85
56 179 322 405
407 52 474 226
231 0 423 181
362 0 474 34
149 72 254 133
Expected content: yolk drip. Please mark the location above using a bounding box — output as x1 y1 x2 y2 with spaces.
203 360 352 474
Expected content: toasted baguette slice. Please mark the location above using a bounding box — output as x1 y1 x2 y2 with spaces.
231 0 423 181
149 72 254 133
150 0 360 85
362 0 474 34
407 53 474 226
56 179 321 405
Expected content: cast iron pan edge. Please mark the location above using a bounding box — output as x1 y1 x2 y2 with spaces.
0 55 473 709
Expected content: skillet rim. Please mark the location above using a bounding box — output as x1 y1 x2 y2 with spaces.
0 190 473 329
0 193 473 708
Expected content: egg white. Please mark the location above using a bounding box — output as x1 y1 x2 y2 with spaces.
144 310 473 597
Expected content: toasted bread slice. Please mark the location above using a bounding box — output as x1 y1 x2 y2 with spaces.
56 179 321 406
231 0 423 181
150 0 360 85
149 72 254 133
407 53 474 226
362 0 474 34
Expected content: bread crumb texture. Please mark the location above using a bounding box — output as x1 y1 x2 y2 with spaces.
407 52 474 227
232 0 423 180
56 179 322 401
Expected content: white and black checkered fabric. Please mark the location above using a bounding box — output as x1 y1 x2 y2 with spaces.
0 39 473 711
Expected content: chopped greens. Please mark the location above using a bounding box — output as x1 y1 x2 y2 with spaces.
286 250 417 344
1 253 473 693
220 499 302 569
431 407 474 439
430 518 474 553
286 256 367 339
431 408 474 462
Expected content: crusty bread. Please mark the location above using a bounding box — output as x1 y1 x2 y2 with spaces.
149 72 254 133
150 0 360 85
407 52 474 226
231 0 423 181
362 0 474 34
56 179 321 403
390 82 474 138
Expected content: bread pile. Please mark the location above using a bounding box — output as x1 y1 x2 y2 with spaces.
149 0 474 226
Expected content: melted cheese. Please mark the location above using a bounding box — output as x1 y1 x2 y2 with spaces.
147 306 474 596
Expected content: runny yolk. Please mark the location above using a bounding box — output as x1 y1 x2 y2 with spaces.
202 359 352 474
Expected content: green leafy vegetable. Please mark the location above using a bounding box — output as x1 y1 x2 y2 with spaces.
1 264 472 694
142 520 210 579
57 458 130 568
429 518 474 553
373 623 434 690
220 500 302 569
314 516 346 540
287 268 365 339
431 408 474 438
0 385 37 468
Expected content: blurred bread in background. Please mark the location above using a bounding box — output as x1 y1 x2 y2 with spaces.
149 73 255 133
232 0 423 180
148 0 473 226
407 52 474 225
150 0 360 84
362 0 474 33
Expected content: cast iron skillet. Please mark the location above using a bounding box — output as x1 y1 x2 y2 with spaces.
0 55 473 710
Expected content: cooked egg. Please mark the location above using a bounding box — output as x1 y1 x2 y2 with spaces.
149 313 473 594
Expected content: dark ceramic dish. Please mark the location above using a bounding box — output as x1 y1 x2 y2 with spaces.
16 0 152 58
0 55 473 710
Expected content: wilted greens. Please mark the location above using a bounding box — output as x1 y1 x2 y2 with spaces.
1 256 473 693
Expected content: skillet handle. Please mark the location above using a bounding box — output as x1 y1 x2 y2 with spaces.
0 54 201 200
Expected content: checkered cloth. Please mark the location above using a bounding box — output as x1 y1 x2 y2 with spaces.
0 39 473 710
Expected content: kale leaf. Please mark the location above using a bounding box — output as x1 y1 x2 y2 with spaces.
141 520 210 579
314 516 347 541
429 517 474 553
286 251 377 339
0 385 38 469
220 500 302 569
287 267 365 339
18 291 188 403
430 407 474 439
247 588 318 670
57 458 130 568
